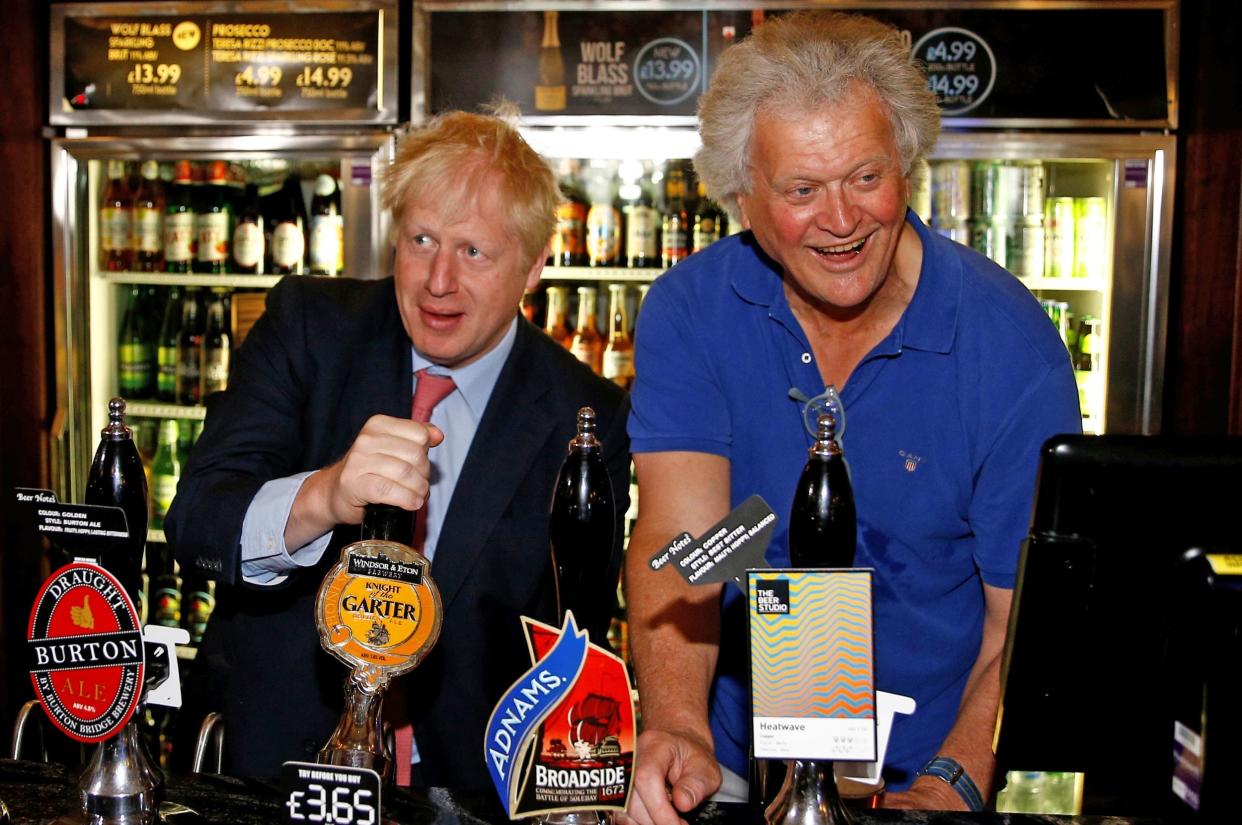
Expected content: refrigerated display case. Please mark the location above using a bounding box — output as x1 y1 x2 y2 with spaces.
411 1 1177 438
48 1 399 525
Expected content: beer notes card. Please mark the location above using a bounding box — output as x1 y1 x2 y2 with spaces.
748 569 877 761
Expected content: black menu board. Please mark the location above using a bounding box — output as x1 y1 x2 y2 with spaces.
52 1 396 125
423 4 1173 128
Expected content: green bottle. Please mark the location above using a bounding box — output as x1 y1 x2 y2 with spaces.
118 284 155 399
150 418 181 530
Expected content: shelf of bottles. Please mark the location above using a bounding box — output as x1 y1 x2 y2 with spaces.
916 157 1113 434
89 155 356 547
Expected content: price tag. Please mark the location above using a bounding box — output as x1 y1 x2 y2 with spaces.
280 762 381 825
912 27 996 115
632 37 701 106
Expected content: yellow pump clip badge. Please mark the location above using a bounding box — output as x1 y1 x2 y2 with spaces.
315 539 442 689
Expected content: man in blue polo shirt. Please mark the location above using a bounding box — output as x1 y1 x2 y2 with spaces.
622 12 1081 823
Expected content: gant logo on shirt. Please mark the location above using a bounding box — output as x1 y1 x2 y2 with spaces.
899 450 923 473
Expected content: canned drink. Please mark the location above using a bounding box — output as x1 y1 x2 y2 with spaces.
1045 197 1076 278
935 219 970 245
995 163 1024 217
1053 301 1072 350
1008 219 1046 280
1018 162 1047 219
972 162 1000 220
932 161 971 226
1073 197 1108 278
970 218 1009 268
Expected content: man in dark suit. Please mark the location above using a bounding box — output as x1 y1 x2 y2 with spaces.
165 110 629 791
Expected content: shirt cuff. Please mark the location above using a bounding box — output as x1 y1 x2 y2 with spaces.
240 471 334 586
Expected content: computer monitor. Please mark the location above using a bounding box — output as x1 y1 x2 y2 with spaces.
994 434 1242 817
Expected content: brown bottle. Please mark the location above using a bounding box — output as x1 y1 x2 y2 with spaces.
570 285 603 373
544 285 573 349
101 160 133 272
132 160 165 272
661 166 690 268
602 283 634 390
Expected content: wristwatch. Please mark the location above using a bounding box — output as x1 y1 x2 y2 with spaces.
915 756 985 811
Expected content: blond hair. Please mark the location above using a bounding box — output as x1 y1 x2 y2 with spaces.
695 11 941 220
381 105 560 269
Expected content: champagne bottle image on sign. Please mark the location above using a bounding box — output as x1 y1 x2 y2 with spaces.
308 174 344 276
788 412 856 568
549 407 617 642
535 9 566 111
84 398 149 608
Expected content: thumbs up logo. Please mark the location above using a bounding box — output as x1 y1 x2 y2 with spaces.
70 594 95 630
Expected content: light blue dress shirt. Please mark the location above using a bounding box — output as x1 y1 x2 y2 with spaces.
238 318 518 585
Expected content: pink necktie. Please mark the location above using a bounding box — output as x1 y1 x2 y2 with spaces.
394 368 455 786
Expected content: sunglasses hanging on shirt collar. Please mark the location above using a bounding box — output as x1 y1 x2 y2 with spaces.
788 384 846 443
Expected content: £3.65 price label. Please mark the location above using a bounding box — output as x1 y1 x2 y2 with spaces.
912 27 996 116
281 762 380 825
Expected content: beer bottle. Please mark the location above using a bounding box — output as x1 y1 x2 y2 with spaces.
586 169 623 268
150 418 181 530
692 179 725 253
155 287 182 403
622 163 660 269
549 406 617 641
101 160 133 272
232 182 265 274
570 285 603 373
181 572 216 645
84 398 148 607
661 165 690 268
308 174 344 276
544 285 572 349
550 161 588 267
602 284 634 390
132 160 165 272
148 542 182 628
202 289 231 397
176 288 205 406
163 161 195 273
534 10 567 111
194 160 231 274
118 284 155 399
787 412 856 567
270 174 307 275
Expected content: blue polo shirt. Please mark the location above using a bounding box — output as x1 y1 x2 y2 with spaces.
629 210 1081 789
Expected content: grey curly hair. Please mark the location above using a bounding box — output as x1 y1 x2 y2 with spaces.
694 11 941 221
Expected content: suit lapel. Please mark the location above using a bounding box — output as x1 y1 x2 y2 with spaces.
341 286 411 450
432 320 557 612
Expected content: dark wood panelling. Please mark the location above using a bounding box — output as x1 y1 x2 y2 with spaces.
1168 0 1242 434
0 0 50 744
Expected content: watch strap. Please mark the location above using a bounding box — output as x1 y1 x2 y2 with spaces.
915 756 985 811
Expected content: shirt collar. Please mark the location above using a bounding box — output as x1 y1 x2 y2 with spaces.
411 316 518 419
730 209 959 354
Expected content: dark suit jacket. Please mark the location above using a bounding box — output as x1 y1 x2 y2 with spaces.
165 276 630 790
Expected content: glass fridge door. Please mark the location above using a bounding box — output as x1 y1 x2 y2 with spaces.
50 133 395 521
